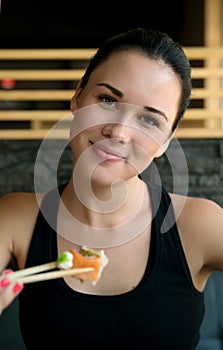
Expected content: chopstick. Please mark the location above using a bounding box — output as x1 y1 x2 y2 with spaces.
8 262 94 284
9 261 58 279
10 267 95 284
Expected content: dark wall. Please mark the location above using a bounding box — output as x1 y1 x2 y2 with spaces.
0 299 26 349
0 138 222 206
154 139 223 207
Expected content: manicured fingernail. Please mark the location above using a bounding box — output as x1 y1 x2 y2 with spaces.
0 277 11 287
13 283 23 294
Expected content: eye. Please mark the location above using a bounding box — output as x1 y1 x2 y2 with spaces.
98 94 119 110
137 114 160 128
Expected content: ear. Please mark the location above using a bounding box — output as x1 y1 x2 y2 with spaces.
70 79 83 111
154 133 174 159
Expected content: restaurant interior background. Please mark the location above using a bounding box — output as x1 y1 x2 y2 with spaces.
0 0 203 48
1 1 223 349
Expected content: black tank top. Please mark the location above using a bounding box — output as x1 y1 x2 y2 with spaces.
18 182 204 350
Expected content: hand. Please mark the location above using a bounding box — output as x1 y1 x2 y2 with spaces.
0 270 24 315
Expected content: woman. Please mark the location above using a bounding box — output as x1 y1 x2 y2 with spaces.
0 27 222 349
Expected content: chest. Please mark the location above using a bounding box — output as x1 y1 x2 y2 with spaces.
57 228 151 295
19 265 204 350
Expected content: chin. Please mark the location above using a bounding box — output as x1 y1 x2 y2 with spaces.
91 172 118 187
91 166 137 186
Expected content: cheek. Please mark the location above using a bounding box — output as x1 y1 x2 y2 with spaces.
126 135 162 174
70 132 88 160
136 133 164 158
70 137 80 160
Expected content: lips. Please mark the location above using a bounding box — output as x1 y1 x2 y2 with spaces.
91 142 127 161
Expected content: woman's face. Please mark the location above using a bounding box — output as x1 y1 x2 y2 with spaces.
70 51 181 186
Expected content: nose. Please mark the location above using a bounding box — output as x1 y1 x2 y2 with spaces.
101 123 131 144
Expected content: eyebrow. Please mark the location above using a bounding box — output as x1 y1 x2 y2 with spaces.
97 83 123 98
144 106 168 121
97 82 168 121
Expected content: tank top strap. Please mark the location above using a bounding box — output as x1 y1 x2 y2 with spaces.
146 181 177 234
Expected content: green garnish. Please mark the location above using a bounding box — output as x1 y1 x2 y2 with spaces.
57 251 73 268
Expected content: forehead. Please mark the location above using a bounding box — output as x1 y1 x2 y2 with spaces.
87 52 181 124
90 51 179 91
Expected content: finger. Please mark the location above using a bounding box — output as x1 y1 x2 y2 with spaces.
2 269 13 275
0 277 24 315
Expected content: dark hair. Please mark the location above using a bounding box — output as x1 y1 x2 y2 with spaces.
80 27 191 132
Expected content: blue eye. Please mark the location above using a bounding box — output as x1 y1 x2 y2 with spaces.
98 95 119 110
137 114 160 128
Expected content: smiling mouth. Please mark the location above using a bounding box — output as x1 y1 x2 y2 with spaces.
90 142 127 161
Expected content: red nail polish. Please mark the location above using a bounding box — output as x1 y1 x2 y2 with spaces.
13 283 23 294
3 269 13 275
0 277 11 287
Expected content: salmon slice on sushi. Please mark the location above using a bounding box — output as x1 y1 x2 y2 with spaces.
57 246 109 284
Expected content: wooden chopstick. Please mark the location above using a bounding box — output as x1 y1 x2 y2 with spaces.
10 267 95 284
9 261 58 280
8 261 95 284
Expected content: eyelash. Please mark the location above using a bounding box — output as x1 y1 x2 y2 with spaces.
98 94 117 105
137 115 160 128
98 94 162 129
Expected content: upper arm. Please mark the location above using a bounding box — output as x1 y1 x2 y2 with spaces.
177 196 223 272
0 192 41 272
200 199 223 270
0 194 15 271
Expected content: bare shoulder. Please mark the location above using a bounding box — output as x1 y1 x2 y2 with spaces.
0 191 46 234
170 192 223 272
0 191 44 224
170 192 222 227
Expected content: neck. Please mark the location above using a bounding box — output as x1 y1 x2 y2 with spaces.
62 176 145 228
58 177 152 248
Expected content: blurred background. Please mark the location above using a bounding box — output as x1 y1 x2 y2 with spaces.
0 0 223 349
0 0 203 47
